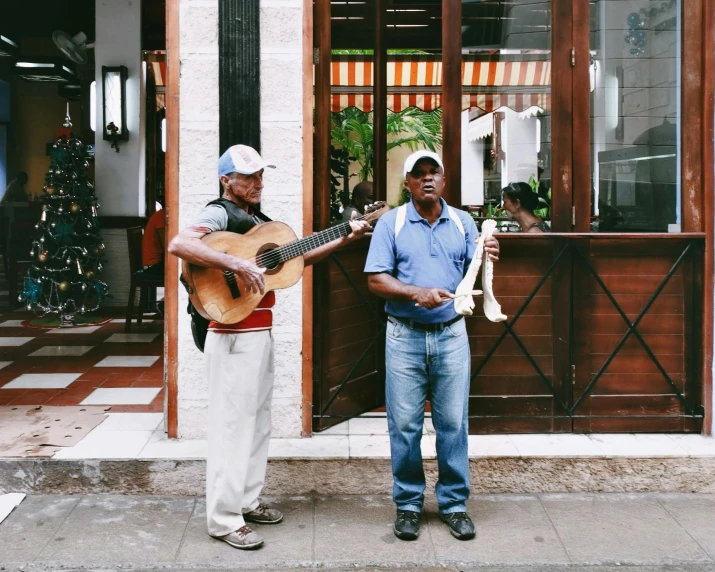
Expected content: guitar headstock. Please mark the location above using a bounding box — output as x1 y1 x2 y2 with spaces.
362 201 390 226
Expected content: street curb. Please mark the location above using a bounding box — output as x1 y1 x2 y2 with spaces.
1 457 715 495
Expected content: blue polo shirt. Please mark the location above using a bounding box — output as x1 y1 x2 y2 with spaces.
365 198 479 324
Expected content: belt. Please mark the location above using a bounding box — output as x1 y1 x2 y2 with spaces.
387 314 463 333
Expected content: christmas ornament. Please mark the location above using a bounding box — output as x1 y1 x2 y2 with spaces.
38 251 48 263
85 270 95 280
58 281 70 292
46 185 56 196
70 202 81 214
76 259 83 274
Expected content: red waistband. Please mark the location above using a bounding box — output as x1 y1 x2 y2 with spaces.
208 291 275 332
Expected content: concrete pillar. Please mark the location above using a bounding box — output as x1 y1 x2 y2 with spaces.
176 0 305 439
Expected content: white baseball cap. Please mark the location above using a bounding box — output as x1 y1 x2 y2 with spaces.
403 150 444 177
218 144 276 177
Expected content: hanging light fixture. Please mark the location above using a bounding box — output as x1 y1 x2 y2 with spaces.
12 59 77 83
101 65 128 151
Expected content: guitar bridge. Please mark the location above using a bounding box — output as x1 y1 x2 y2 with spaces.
223 270 241 299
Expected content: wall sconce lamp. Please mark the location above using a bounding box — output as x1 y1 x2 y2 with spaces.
0 34 20 58
102 65 128 152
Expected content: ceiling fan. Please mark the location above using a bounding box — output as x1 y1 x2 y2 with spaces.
52 30 94 64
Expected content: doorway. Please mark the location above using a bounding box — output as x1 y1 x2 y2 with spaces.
311 0 709 434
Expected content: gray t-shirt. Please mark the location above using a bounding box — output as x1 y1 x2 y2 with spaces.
189 204 262 234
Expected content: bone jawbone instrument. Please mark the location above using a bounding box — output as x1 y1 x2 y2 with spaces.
454 219 507 322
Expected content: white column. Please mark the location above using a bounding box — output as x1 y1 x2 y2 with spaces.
259 0 304 438
176 0 220 439
94 0 145 217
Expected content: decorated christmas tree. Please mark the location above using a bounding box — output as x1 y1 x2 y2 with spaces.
20 110 109 326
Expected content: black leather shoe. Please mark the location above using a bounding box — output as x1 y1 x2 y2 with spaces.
393 509 420 540
440 512 476 540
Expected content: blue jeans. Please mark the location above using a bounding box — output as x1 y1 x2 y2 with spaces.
385 316 471 514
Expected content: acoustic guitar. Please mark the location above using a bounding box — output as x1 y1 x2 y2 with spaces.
182 202 390 324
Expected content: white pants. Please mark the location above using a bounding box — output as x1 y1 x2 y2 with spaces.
205 329 274 536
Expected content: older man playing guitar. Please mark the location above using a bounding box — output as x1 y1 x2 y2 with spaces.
168 145 371 550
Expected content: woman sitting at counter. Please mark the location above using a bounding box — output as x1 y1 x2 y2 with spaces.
501 182 549 233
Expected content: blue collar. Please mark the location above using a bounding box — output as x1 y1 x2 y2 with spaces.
406 197 450 223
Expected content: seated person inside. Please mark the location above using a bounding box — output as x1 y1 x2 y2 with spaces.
142 199 165 277
501 182 549 233
338 181 374 223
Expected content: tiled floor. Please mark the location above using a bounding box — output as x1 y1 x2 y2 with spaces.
0 310 164 413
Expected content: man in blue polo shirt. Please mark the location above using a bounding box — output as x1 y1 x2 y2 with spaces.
365 150 499 542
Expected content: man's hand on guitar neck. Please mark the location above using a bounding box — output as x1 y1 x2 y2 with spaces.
304 219 371 266
346 219 372 241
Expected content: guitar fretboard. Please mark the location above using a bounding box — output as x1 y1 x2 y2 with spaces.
255 221 355 267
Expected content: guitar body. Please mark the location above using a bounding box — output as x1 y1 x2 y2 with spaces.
183 221 304 324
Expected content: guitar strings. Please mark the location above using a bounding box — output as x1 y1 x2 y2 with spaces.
253 224 349 267
249 211 375 268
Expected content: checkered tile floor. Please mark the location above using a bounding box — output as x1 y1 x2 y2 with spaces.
0 312 164 412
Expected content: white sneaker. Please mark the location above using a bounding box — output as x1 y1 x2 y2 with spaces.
212 525 264 549
244 503 283 524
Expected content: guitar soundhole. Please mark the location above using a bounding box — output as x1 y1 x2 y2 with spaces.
256 243 283 275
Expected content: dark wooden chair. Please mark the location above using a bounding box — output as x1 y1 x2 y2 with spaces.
0 216 10 279
125 226 164 332
7 221 36 308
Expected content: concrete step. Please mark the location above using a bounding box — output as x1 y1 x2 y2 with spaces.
1 454 715 496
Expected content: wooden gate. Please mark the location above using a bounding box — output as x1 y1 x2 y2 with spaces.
468 234 704 433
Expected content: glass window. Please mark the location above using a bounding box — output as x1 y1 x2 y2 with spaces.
590 0 681 232
461 0 552 232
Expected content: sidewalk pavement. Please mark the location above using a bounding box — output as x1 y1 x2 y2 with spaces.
0 494 714 571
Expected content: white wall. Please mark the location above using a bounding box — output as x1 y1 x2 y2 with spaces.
177 0 305 439
461 109 484 205
259 0 305 438
95 0 146 217
177 0 221 439
504 108 538 186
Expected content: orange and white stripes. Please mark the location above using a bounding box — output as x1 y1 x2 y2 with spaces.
327 57 551 113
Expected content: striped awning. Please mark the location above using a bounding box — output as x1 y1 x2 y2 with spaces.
329 56 550 114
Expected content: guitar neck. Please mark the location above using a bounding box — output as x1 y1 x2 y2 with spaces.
276 222 353 262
